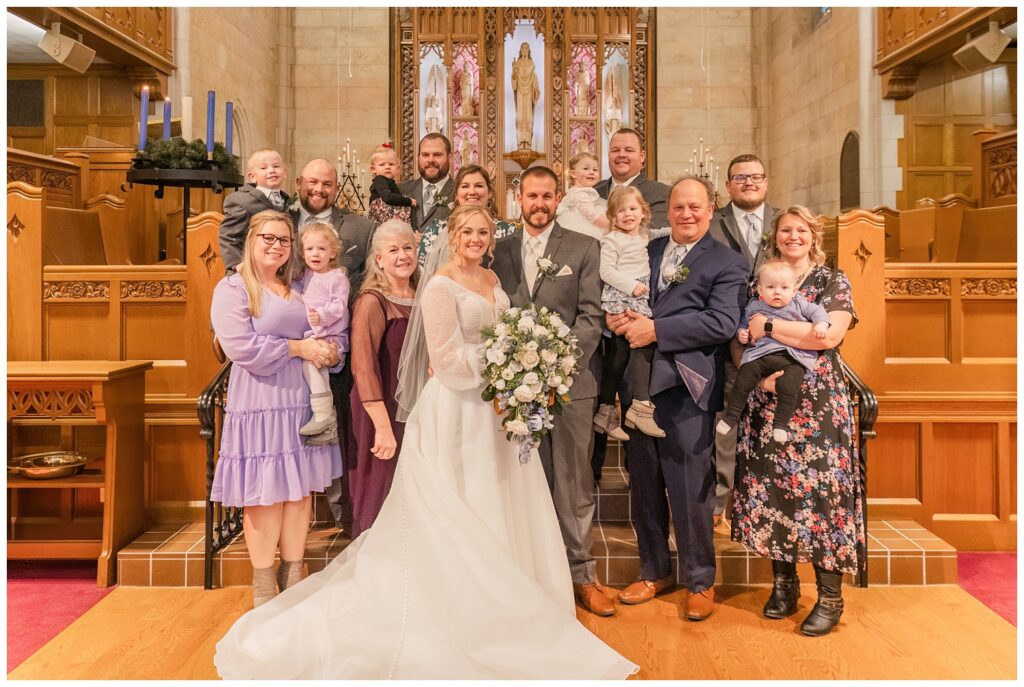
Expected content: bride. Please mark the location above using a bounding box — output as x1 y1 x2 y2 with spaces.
214 205 638 679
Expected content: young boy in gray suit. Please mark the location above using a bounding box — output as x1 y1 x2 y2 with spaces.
219 148 290 272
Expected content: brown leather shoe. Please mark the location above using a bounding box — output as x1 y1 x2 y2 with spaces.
617 573 675 605
685 587 715 621
574 582 616 617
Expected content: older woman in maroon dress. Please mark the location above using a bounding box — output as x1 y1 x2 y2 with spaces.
346 219 419 537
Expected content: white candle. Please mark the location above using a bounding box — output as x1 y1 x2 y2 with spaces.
181 95 194 140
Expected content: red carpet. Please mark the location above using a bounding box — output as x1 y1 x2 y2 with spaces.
957 552 1017 626
6 561 114 673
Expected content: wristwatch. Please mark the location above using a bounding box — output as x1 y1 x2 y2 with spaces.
763 318 774 336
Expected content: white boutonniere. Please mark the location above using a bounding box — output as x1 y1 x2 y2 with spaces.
287 197 301 213
536 256 560 278
663 264 690 287
433 190 452 209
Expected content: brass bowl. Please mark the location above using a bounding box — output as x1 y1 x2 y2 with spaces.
11 451 94 480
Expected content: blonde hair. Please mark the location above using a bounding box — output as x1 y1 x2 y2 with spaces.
369 144 399 168
606 186 651 236
360 219 420 295
446 205 496 264
246 148 282 171
236 210 298 317
299 222 342 271
762 205 827 267
568 151 599 171
756 258 797 284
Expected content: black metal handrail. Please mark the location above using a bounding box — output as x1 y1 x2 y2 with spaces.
197 361 242 589
840 359 878 588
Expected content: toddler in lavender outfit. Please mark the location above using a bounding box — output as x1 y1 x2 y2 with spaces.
298 223 351 444
716 259 830 443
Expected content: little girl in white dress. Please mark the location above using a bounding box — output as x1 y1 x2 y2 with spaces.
556 152 608 240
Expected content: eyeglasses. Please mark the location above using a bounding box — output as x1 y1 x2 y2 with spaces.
730 174 767 184
256 233 293 247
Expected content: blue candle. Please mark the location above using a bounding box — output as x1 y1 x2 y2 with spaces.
225 101 234 155
162 98 171 140
206 90 215 154
138 86 149 152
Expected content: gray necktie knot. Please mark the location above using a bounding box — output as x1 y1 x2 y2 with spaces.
270 190 284 210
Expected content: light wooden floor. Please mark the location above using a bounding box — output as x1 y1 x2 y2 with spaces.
9 584 1016 680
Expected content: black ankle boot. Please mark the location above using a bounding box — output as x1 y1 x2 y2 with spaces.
763 559 800 619
801 566 844 636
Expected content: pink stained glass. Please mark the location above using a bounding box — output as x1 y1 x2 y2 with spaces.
569 121 596 159
452 44 480 119
568 44 597 119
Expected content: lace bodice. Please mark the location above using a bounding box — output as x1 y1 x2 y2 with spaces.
421 275 510 391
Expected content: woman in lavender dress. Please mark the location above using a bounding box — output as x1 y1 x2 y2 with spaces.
346 220 418 537
210 210 344 608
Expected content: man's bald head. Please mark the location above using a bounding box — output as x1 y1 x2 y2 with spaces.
296 158 339 214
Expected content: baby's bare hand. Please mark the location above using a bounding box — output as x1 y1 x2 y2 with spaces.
308 309 321 326
632 283 650 297
737 329 750 345
813 322 828 340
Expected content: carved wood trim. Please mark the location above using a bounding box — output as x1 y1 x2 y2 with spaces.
885 278 951 297
483 8 499 179
550 9 565 176
8 165 35 185
8 388 95 419
8 214 26 243
40 170 73 191
43 281 111 300
120 281 187 299
960 278 1017 297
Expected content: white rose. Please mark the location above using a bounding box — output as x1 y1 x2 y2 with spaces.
495 323 508 336
509 362 523 373
513 385 536 403
560 357 575 373
494 379 506 390
501 368 515 381
564 376 574 388
531 383 543 396
523 371 540 386
486 348 506 365
541 349 558 364
507 395 519 406
505 419 529 436
526 340 539 351
557 324 571 338
549 313 564 328
521 350 540 369
537 258 553 272
517 319 533 333
556 383 569 395
547 375 562 387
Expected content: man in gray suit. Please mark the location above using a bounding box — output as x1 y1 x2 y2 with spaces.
290 157 376 530
708 153 778 527
397 133 455 231
491 166 613 617
594 127 670 229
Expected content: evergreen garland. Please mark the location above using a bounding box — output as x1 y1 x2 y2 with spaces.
138 137 241 178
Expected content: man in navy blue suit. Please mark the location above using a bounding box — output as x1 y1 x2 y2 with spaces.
607 176 747 620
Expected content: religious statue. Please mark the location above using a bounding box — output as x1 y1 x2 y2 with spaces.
424 64 446 134
574 62 590 117
603 68 624 137
459 134 474 168
459 65 475 117
511 42 540 150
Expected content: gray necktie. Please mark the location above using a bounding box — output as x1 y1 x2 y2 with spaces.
423 183 436 217
659 244 688 291
269 190 284 210
745 213 761 258
524 236 541 292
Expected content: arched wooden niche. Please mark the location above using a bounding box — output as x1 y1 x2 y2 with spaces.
840 131 860 212
390 7 657 218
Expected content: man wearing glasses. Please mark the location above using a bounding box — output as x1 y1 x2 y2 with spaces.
709 154 778 530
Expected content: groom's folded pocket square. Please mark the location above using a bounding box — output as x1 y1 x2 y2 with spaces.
556 265 573 277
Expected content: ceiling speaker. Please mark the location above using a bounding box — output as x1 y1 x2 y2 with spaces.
37 22 96 74
953 21 1012 71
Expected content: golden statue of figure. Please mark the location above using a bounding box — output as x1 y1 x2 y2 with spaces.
574 62 590 117
511 42 540 150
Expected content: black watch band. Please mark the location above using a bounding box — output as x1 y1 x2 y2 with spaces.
763 318 774 335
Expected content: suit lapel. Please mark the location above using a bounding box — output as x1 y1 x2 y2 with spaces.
653 232 714 306
721 204 751 262
649 236 668 307
752 204 777 272
503 232 529 303
530 224 563 300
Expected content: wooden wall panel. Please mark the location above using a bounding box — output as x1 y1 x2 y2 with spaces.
961 301 1016 359
1011 424 1017 516
147 424 205 508
868 423 920 500
885 301 948 360
927 423 997 516
122 303 186 361
45 304 114 359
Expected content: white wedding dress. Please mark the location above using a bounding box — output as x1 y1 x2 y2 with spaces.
214 275 638 680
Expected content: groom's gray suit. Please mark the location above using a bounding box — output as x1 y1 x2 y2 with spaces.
492 223 604 584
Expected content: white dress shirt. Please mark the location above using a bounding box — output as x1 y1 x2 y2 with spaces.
657 235 700 291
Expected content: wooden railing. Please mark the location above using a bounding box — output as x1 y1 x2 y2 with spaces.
8 148 81 208
976 129 1017 208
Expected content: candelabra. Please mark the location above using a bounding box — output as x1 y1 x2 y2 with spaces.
336 138 367 214
685 137 722 206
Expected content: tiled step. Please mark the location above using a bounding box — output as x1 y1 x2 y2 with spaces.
118 519 958 588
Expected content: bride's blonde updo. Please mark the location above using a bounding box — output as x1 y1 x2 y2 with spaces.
446 204 496 264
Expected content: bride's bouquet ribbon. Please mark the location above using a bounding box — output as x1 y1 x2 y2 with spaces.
479 305 581 464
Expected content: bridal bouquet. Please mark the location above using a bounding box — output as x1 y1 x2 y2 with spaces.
480 306 581 463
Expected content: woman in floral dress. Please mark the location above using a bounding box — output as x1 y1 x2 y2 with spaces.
730 204 863 638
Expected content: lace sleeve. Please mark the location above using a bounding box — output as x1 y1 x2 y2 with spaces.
421 279 482 391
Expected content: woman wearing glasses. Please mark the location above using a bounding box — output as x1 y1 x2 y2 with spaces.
210 210 343 608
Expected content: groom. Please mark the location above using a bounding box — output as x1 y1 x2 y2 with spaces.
608 176 747 621
491 166 613 617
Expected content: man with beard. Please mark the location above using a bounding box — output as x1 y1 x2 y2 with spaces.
594 127 670 228
398 133 455 231
490 167 612 617
290 158 375 530
708 154 778 530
